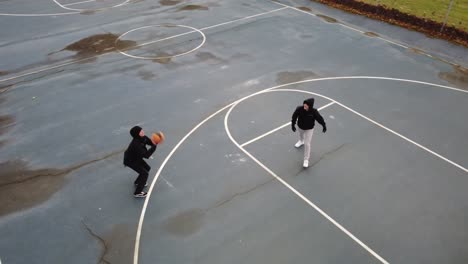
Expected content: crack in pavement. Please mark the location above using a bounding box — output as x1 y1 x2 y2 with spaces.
81 219 111 264
309 143 346 168
0 149 123 188
211 176 276 210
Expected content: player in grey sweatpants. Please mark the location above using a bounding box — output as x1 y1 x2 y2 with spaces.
291 98 327 168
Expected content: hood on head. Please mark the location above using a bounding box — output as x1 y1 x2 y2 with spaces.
303 98 315 108
130 126 142 138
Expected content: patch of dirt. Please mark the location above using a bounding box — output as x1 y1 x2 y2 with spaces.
364 31 379 37
164 209 205 237
311 0 468 47
439 65 468 90
159 0 182 5
276 70 319 84
64 33 137 59
298 6 312 12
316 14 338 23
0 150 122 216
177 4 208 11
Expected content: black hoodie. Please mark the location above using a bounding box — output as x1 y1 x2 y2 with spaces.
291 98 326 130
123 126 157 166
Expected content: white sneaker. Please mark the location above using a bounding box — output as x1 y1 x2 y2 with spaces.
295 140 304 148
303 160 309 168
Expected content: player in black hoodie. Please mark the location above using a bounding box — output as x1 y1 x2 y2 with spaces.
124 126 157 198
291 98 327 168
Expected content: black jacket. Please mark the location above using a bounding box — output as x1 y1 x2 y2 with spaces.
292 98 326 130
123 135 156 166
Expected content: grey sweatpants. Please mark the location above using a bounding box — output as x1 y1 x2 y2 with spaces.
299 128 314 161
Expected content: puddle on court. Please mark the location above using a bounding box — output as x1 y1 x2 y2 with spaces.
62 33 137 59
276 70 319 84
0 150 122 216
439 65 468 90
137 70 157 80
297 6 312 12
164 209 205 237
316 14 338 23
0 160 66 217
159 0 182 5
364 32 379 37
177 4 208 11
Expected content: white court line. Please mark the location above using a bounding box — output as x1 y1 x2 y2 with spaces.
224 101 390 264
63 0 95 7
273 88 468 173
272 1 410 49
0 11 79 16
116 24 206 60
137 7 288 47
134 77 466 264
54 0 130 11
241 101 335 147
0 7 287 84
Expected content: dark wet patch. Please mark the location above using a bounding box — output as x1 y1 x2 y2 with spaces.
0 71 8 76
364 31 379 37
138 70 157 81
164 209 205 236
80 10 96 15
159 0 182 5
439 66 468 90
316 14 338 23
0 84 13 93
230 53 251 60
195 51 226 64
0 160 65 217
177 4 208 11
152 52 172 64
300 34 314 39
64 33 137 59
408 47 426 55
103 224 134 264
0 115 14 135
196 51 218 60
82 221 135 264
298 6 312 12
0 150 122 216
276 70 319 84
0 95 14 148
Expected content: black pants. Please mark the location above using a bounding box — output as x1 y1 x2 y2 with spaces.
127 161 151 194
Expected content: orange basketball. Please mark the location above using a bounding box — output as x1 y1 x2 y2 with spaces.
151 132 165 145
